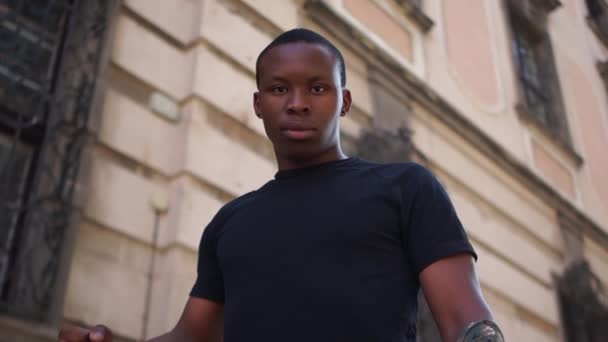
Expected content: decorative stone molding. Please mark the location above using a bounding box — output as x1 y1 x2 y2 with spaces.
394 0 434 32
354 127 412 163
556 259 608 342
534 0 562 12
507 0 561 33
558 211 585 265
586 0 608 47
597 60 608 88
509 0 562 16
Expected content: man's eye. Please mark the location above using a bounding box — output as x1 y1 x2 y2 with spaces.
311 85 327 94
271 86 287 94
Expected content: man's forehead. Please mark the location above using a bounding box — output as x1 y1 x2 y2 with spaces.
257 42 339 78
262 42 335 62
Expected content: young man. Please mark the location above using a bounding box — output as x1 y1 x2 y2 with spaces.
58 29 503 342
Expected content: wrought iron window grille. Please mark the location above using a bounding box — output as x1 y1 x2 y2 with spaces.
0 0 112 322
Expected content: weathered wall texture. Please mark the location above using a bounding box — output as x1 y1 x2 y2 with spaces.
13 1 603 341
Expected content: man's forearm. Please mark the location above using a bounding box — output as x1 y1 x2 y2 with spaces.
146 331 182 342
146 329 195 342
146 326 222 342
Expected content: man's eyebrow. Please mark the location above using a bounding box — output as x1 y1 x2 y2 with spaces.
261 75 333 84
308 75 332 82
266 76 288 83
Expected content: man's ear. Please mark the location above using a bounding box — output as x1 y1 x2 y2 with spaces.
253 92 262 118
340 89 352 117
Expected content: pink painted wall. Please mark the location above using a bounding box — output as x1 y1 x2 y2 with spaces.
532 140 575 197
561 0 579 19
565 60 608 210
344 0 413 62
443 0 500 108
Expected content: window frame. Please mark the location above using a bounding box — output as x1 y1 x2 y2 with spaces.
505 0 572 148
0 0 115 325
0 0 72 321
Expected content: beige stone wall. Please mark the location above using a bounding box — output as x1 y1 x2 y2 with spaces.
63 1 278 339
344 0 414 62
54 1 608 341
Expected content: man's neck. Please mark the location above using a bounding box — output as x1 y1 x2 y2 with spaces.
276 148 347 171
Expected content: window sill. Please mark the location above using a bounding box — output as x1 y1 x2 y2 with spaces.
516 103 584 167
394 0 434 32
0 314 57 342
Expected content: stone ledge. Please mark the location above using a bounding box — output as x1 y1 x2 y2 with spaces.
0 317 135 342
0 315 56 342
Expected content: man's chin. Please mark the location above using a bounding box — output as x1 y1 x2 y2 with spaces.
278 147 323 161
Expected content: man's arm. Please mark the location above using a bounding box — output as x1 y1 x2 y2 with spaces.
58 297 223 342
419 253 496 342
149 297 223 342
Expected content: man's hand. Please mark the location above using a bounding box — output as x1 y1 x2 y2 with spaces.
58 324 112 342
56 297 223 342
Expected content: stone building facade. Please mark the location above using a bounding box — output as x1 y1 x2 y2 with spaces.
1 0 607 341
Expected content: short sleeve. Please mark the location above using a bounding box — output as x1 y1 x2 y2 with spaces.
403 165 477 276
190 216 225 303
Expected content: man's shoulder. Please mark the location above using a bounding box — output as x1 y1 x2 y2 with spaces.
222 189 260 212
358 159 433 183
208 189 261 230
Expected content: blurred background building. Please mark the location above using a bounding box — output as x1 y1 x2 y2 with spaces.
1 0 607 341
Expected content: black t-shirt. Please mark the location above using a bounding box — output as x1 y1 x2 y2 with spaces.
191 158 476 341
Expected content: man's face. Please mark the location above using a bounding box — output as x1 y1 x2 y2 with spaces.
254 42 351 162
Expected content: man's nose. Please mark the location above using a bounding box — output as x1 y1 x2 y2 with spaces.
286 89 310 114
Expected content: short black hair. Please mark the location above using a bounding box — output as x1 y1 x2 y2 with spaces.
255 28 347 88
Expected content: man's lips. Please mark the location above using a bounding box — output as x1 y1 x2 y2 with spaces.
280 125 316 140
